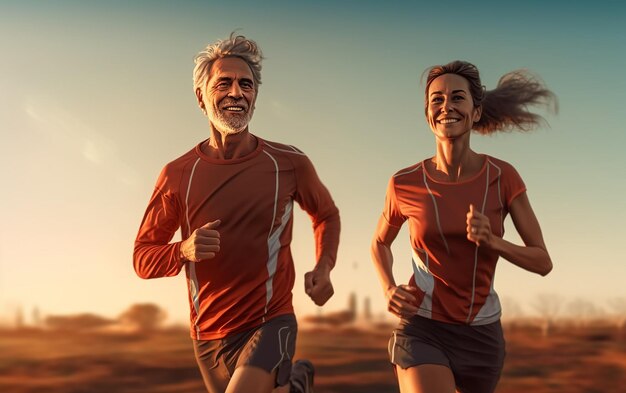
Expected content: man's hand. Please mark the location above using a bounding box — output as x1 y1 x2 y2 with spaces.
180 220 221 262
385 284 419 319
304 257 334 306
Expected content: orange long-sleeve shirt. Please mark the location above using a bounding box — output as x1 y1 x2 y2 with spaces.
134 137 340 339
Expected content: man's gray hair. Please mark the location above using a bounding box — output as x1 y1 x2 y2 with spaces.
193 32 264 93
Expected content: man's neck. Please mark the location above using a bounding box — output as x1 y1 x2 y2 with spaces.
204 126 257 160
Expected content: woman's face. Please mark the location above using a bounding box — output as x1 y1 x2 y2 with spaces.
426 73 481 141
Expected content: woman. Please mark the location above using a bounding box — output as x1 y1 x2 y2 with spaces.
371 60 555 393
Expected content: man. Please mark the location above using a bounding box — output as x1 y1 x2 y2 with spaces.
133 33 340 393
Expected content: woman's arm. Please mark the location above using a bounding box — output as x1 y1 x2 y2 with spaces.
466 192 553 276
371 215 420 318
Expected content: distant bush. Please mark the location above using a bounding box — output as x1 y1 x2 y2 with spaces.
45 313 114 331
119 303 167 332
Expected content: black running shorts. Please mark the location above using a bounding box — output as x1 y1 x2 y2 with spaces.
193 314 297 392
389 315 505 393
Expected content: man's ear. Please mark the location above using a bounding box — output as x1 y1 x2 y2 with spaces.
195 88 205 109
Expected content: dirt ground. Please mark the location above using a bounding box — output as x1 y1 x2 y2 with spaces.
1 324 624 393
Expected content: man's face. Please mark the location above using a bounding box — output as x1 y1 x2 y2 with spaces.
197 57 257 135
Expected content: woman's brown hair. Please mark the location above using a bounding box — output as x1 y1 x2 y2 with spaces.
424 61 558 134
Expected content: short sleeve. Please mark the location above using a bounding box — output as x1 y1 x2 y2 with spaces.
382 176 406 228
501 163 527 208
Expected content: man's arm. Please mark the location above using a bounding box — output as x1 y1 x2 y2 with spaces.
293 154 340 306
133 187 185 279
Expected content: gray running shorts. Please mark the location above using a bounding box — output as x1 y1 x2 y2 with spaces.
193 314 297 392
389 315 505 393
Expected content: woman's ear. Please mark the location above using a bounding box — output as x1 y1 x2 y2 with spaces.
473 105 482 123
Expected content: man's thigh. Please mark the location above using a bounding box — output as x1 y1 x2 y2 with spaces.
193 314 297 393
237 314 297 386
193 338 230 393
225 365 277 393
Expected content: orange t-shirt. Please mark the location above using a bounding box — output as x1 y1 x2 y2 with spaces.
134 137 340 339
376 156 525 325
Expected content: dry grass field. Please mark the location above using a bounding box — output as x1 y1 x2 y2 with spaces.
1 323 624 393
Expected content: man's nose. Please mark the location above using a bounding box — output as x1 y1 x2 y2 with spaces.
228 82 243 98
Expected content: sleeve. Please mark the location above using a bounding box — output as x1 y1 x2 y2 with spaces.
133 166 185 279
292 154 340 269
382 176 406 228
502 163 527 208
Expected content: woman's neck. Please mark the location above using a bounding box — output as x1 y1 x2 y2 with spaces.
430 137 482 182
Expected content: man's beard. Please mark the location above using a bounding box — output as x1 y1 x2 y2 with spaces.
209 104 253 135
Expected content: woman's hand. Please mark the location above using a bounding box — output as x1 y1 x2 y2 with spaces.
466 204 494 247
386 284 420 319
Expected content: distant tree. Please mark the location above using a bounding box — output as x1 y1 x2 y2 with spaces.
609 298 626 336
566 299 603 328
45 313 114 331
119 303 167 332
532 293 563 337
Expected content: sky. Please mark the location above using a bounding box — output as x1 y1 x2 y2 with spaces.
1 0 625 325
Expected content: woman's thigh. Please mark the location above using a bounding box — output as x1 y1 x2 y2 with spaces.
397 364 456 393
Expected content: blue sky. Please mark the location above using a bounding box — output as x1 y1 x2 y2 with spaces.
1 1 625 324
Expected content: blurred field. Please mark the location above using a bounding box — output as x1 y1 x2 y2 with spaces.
1 324 625 393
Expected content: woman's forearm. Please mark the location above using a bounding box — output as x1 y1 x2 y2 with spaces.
492 236 553 276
